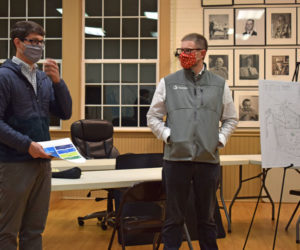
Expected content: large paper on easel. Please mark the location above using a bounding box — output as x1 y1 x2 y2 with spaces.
38 138 86 163
259 79 300 168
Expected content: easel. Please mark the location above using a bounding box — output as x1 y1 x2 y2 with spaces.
243 62 300 250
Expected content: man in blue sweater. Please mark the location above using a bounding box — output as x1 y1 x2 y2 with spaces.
0 21 72 250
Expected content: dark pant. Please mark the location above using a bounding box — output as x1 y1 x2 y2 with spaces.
0 160 51 250
162 160 220 250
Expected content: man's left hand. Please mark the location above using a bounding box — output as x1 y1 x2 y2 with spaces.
44 59 60 84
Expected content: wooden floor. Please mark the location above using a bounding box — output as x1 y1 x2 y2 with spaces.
43 197 300 250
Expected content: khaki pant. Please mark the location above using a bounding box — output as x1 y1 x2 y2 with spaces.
0 160 51 250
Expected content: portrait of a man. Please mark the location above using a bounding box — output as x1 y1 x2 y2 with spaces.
239 97 259 121
209 55 228 80
242 19 257 36
239 55 259 80
272 56 289 76
271 13 291 39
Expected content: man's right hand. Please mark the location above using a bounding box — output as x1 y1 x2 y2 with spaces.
28 141 51 159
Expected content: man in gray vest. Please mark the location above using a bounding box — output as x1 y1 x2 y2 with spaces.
147 33 237 250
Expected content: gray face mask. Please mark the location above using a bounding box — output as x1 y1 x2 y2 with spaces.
23 44 43 63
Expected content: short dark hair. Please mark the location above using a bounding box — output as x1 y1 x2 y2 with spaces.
242 98 251 106
181 33 208 51
247 19 255 24
11 21 45 49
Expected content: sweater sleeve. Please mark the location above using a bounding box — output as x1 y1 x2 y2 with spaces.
49 79 72 120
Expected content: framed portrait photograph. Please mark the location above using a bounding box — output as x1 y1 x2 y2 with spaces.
265 0 295 3
235 8 265 46
204 8 234 46
205 49 233 86
234 0 264 4
266 8 296 45
266 48 296 81
298 8 300 45
234 90 259 127
297 49 300 63
234 49 264 86
202 0 233 6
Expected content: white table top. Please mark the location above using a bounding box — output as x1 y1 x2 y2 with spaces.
51 168 162 191
51 154 264 191
51 154 261 172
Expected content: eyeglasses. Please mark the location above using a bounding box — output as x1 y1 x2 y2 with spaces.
175 48 204 56
22 38 45 47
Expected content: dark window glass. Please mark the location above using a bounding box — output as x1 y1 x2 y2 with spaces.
85 18 103 38
141 0 157 14
104 107 119 126
45 40 61 59
86 0 102 16
104 40 120 59
139 107 149 126
140 64 156 83
11 0 26 17
85 40 102 59
85 107 101 119
103 64 119 83
122 0 138 16
85 107 102 119
122 40 138 59
141 19 157 37
104 0 120 16
0 41 8 59
28 0 44 16
46 19 62 37
122 19 138 37
140 85 156 104
140 39 157 59
85 85 101 104
49 114 60 126
121 64 138 83
86 63 102 83
46 0 62 17
122 85 137 105
104 85 119 104
0 20 8 38
0 0 8 16
121 107 137 127
104 18 120 37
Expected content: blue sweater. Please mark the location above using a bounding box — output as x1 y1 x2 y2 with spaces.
0 59 72 162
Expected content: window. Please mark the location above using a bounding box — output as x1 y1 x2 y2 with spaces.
84 0 159 127
0 0 63 127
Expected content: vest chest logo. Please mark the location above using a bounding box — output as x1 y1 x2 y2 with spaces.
173 84 188 90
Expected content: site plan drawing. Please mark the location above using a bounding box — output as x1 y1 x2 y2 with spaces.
259 80 300 168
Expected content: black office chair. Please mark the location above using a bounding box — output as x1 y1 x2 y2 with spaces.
285 189 300 244
71 119 119 229
108 180 166 250
112 153 193 249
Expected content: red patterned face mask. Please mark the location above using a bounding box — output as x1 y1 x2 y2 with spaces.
179 52 197 69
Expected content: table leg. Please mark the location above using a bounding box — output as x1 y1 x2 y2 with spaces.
219 165 231 233
229 165 243 222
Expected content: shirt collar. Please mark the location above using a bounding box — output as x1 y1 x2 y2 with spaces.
12 56 38 72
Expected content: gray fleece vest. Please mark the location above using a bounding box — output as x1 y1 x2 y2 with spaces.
164 68 225 164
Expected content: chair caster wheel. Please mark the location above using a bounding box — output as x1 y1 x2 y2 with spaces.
78 220 84 226
101 222 107 230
